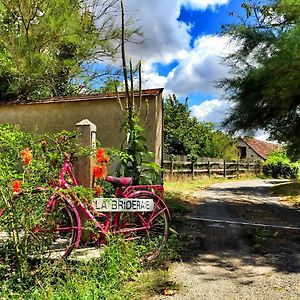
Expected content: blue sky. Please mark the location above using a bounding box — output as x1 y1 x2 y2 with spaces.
122 0 268 141
122 1 240 123
178 0 242 38
175 0 243 107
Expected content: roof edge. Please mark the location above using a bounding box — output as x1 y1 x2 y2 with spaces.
0 88 164 106
237 136 280 160
237 136 273 160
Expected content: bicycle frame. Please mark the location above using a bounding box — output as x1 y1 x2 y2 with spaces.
55 158 170 248
0 155 170 261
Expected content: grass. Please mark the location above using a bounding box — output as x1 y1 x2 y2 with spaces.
164 174 257 194
164 176 229 194
0 175 261 300
0 237 136 299
0 224 182 300
0 235 178 300
163 177 229 215
271 180 300 207
164 174 257 214
123 269 179 299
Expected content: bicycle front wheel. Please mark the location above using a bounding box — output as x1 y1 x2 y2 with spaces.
34 195 79 260
114 193 169 261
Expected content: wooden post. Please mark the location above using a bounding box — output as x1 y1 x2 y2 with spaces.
191 161 195 180
223 160 226 178
170 159 174 179
75 119 97 188
207 161 211 178
237 160 239 178
74 119 97 244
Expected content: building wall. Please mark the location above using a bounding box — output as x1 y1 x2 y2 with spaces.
0 92 163 165
236 139 263 161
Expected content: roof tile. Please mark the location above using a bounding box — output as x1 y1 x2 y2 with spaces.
240 136 281 160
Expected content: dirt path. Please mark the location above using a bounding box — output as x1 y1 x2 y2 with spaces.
155 179 300 300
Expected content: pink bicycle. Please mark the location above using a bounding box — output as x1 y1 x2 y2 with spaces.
19 152 171 261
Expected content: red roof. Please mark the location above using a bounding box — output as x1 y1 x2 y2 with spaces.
238 137 281 160
2 88 164 106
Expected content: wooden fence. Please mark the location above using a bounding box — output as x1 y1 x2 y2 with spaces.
163 155 262 179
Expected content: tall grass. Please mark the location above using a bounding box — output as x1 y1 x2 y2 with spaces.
0 234 179 300
1 236 142 300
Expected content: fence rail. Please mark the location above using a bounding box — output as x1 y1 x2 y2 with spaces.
163 156 262 179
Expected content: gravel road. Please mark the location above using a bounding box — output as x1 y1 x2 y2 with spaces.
155 179 300 300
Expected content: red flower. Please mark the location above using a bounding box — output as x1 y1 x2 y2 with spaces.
12 180 22 193
94 185 103 196
20 148 33 165
93 165 107 179
96 148 109 164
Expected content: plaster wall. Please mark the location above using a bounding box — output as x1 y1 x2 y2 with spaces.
0 92 163 165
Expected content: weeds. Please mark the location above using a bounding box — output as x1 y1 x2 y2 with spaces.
164 191 193 214
0 232 182 300
0 236 142 299
251 227 269 254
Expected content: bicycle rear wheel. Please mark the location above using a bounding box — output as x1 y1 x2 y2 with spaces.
114 193 169 261
34 195 79 260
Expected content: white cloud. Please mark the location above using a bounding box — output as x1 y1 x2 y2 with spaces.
181 0 229 10
124 0 230 66
141 71 168 90
190 98 233 124
124 0 191 65
103 1 235 100
254 130 270 142
165 35 235 96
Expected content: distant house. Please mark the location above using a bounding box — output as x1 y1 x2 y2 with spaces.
236 136 281 161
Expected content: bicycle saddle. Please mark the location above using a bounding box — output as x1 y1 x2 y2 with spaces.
106 176 133 186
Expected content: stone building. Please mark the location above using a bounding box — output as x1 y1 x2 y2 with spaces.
236 136 281 161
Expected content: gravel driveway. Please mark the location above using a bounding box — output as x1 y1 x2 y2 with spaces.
155 179 300 300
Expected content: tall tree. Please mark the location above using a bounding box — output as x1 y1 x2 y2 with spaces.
164 94 238 159
0 0 132 102
221 0 300 159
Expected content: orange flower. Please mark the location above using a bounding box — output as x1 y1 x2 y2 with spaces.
93 165 107 179
93 165 101 178
94 185 103 196
101 164 108 178
12 180 22 193
96 148 109 164
20 148 33 165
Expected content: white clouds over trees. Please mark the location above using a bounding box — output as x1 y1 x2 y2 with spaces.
191 98 233 124
122 0 235 124
165 35 233 95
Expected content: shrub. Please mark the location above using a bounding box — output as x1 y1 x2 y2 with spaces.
115 115 162 184
263 151 300 179
0 124 82 277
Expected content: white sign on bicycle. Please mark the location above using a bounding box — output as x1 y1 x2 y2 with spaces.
93 198 154 212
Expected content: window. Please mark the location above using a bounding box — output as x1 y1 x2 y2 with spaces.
238 147 247 159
